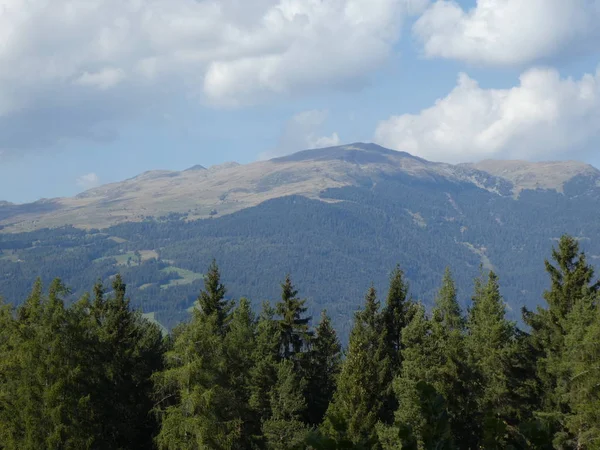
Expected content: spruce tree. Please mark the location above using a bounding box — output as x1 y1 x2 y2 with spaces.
0 297 20 447
86 275 165 449
465 271 522 448
379 302 454 450
429 268 476 447
0 279 95 449
275 274 311 361
381 266 412 423
154 262 240 449
322 286 390 449
382 265 411 368
154 311 239 449
305 310 342 426
198 259 232 334
249 302 281 430
561 288 600 448
223 298 258 448
262 359 309 449
523 235 600 445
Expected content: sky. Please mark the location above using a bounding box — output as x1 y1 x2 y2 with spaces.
1 0 600 203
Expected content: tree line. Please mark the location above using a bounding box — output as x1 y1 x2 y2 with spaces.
1 235 599 449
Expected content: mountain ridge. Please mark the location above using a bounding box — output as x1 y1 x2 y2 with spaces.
1 143 599 232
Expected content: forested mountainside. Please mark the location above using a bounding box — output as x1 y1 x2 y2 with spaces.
1 144 600 335
1 236 600 449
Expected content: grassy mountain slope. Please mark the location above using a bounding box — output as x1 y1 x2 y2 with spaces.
1 143 515 232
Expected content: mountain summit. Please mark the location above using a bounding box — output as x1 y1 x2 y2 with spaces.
1 143 598 232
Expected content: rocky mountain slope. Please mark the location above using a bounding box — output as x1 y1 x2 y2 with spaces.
464 159 600 194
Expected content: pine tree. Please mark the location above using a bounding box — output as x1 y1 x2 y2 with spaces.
154 311 240 449
561 288 600 448
223 298 258 448
523 235 600 445
429 268 476 447
381 266 412 423
379 302 454 450
275 275 311 361
0 279 96 449
85 275 165 449
305 310 342 426
154 263 240 449
197 259 232 334
383 265 411 368
432 268 464 331
322 286 390 449
465 271 522 448
262 359 309 450
0 297 20 447
249 302 281 431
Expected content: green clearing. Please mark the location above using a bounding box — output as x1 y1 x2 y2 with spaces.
94 250 159 266
0 252 21 262
160 267 203 289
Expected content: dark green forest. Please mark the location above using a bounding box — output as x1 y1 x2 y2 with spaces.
1 235 600 449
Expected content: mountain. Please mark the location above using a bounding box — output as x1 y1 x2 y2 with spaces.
463 159 600 195
1 143 600 338
1 143 515 232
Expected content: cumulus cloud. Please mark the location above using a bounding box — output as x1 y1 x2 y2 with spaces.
0 0 422 153
375 67 600 163
76 173 101 190
414 0 600 66
261 110 341 159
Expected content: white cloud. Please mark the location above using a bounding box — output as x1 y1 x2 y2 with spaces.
0 0 421 152
75 68 126 90
414 0 600 66
375 67 600 163
76 173 101 190
262 110 341 159
309 132 341 150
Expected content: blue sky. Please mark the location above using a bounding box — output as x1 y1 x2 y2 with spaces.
1 0 600 203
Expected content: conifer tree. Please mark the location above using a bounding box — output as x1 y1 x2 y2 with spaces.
262 359 309 450
524 235 599 370
432 268 464 332
0 297 20 447
382 265 411 368
154 262 241 449
523 235 600 445
86 275 165 449
429 268 476 447
305 310 342 426
381 266 412 423
465 271 521 448
322 286 389 449
0 279 95 449
198 259 233 334
223 298 258 447
379 302 454 450
275 274 311 361
561 288 600 448
249 302 281 434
